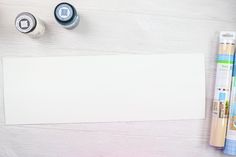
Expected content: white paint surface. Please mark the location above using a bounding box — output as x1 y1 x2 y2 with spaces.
3 54 205 124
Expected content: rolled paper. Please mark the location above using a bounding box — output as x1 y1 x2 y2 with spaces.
224 53 236 155
210 31 236 148
15 12 45 38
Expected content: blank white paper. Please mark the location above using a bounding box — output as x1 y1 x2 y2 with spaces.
2 54 205 125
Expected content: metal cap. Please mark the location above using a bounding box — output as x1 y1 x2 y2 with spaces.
54 3 75 23
220 31 236 44
15 12 36 33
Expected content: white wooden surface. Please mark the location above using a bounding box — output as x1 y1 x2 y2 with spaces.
0 0 236 156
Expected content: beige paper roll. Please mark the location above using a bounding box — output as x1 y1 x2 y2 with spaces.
210 41 235 148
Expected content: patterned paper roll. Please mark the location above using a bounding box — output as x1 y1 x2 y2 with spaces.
224 54 236 155
210 31 236 148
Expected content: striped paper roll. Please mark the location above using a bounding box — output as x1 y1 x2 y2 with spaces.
224 54 236 155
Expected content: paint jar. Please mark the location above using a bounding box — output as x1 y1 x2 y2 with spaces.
54 2 80 29
15 12 45 38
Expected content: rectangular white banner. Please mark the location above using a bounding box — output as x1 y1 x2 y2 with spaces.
2 54 205 124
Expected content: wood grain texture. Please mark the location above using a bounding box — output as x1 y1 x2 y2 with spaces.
0 0 236 156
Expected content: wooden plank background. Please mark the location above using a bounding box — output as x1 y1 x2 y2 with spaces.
0 0 236 156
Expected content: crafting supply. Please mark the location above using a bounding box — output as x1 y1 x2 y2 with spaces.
2 54 205 125
224 54 236 155
54 2 80 29
15 12 45 38
210 31 236 148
